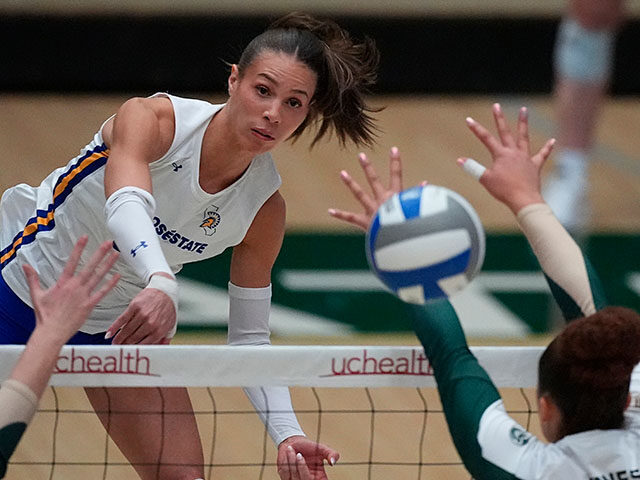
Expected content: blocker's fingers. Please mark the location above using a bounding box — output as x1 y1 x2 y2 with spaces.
465 117 502 155
492 103 516 147
90 273 121 306
340 170 379 213
22 264 42 296
86 251 119 292
516 106 530 152
456 157 487 181
60 235 89 280
388 146 403 193
79 240 114 284
358 153 387 200
534 138 556 166
328 208 370 231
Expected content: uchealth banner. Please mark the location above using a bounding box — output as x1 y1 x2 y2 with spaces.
0 345 548 388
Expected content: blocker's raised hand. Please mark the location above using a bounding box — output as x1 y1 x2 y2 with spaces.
329 147 403 231
457 103 556 214
23 236 120 345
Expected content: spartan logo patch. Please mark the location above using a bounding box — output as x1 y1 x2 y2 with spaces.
509 426 531 446
200 205 221 236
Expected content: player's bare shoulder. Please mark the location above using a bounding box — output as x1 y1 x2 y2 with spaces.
102 96 175 160
144 95 175 136
260 190 286 226
242 191 286 248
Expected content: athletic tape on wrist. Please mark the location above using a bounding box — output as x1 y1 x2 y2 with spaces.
145 275 179 338
462 158 486 180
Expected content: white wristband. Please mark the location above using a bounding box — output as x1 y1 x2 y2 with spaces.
145 275 179 338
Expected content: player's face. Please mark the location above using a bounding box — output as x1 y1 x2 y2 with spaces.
227 50 317 154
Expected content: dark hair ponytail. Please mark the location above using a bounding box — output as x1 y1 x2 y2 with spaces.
538 306 640 436
237 12 381 148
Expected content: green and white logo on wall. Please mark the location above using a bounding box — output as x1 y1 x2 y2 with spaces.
177 233 640 337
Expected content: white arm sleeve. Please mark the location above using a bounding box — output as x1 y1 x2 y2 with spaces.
105 186 174 283
227 282 305 445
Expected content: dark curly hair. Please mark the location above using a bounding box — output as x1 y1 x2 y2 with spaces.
236 12 381 148
538 306 640 437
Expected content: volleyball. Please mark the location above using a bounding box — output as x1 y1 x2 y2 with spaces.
366 184 485 304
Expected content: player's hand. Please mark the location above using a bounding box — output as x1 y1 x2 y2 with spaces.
23 236 120 345
277 436 339 480
458 103 556 214
329 147 403 231
106 275 176 345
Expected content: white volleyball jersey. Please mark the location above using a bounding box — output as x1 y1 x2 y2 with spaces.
477 373 640 479
0 93 281 333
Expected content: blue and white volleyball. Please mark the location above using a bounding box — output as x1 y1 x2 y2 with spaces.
366 184 485 304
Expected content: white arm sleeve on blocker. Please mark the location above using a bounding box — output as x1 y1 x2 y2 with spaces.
105 186 174 283
227 281 305 445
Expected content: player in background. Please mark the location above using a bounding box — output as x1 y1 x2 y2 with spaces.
0 237 120 479
543 0 626 234
0 12 379 480
330 103 640 478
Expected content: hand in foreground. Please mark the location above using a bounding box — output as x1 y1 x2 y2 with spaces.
277 436 340 480
458 103 556 214
23 236 120 345
105 275 176 345
328 147 403 231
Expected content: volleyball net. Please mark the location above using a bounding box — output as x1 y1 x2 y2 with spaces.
0 345 545 480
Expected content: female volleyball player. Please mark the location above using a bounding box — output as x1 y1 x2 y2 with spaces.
331 104 640 478
0 237 119 479
0 12 378 480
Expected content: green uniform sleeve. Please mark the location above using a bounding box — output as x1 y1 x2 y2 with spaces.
544 255 608 322
0 380 39 478
0 422 27 479
412 301 517 480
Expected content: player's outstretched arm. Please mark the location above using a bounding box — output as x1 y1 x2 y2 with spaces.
103 97 179 345
328 147 403 231
13 236 120 397
458 104 607 320
0 238 119 479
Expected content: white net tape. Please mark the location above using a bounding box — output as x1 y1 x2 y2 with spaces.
5 345 638 480
0 345 544 387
